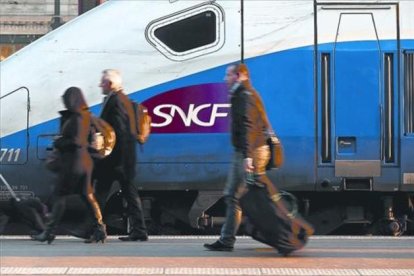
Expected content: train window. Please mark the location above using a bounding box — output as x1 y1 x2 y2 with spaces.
146 4 224 61
384 53 394 162
154 11 216 53
404 51 414 134
321 53 332 163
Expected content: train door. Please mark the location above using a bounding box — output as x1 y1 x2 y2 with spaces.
316 2 399 190
0 87 29 166
0 87 30 200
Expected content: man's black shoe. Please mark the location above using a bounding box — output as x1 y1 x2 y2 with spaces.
203 240 233 251
118 234 148 242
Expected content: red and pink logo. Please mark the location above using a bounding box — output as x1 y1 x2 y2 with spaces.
142 83 230 133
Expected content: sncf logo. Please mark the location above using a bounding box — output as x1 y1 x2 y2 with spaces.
152 103 231 128
141 83 230 133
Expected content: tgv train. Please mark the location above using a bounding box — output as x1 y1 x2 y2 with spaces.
1 0 414 235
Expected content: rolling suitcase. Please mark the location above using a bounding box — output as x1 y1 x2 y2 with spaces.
0 174 47 233
239 185 314 255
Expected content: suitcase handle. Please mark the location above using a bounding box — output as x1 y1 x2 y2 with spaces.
0 174 20 201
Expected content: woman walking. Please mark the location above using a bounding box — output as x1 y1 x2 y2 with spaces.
33 87 106 244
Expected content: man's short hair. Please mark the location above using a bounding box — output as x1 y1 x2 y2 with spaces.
236 63 250 79
102 69 123 91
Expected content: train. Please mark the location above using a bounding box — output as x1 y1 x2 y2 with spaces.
1 0 413 235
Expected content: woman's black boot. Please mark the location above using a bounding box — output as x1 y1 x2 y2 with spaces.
84 223 107 244
33 196 64 244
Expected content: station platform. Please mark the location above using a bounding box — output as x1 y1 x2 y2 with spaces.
1 236 414 275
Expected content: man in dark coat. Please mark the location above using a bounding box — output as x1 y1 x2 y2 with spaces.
204 63 280 251
203 64 247 251
95 69 148 241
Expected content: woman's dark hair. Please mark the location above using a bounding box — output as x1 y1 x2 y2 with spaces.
62 87 88 112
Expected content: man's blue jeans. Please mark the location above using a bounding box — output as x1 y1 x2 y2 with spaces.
219 151 245 246
219 146 270 246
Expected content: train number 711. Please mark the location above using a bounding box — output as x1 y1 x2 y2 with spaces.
0 148 21 162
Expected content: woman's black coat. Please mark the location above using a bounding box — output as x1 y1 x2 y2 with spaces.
54 88 93 196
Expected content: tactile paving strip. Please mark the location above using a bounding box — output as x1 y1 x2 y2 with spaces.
2 267 414 275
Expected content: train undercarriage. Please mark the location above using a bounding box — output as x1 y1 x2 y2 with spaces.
1 188 413 236
100 189 414 236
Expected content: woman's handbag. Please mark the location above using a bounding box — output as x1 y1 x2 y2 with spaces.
266 134 283 170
